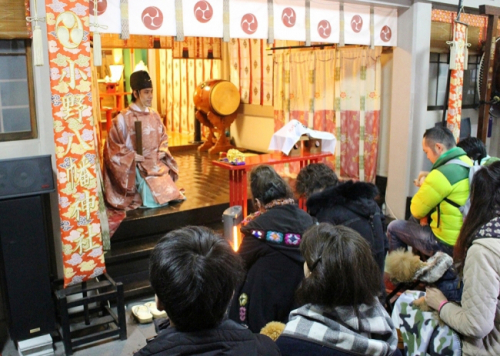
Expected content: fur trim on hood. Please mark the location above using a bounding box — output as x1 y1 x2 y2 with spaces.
306 180 379 217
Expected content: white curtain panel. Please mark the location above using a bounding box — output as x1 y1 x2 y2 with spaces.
90 0 121 33
128 0 176 36
182 0 224 38
229 0 268 39
273 0 306 41
374 7 397 46
310 0 339 43
343 3 371 46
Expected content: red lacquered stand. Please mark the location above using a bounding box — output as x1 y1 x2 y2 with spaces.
212 151 332 217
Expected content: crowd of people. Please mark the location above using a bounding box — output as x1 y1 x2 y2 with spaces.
131 126 499 356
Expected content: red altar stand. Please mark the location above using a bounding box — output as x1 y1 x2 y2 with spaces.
212 151 332 217
99 90 131 132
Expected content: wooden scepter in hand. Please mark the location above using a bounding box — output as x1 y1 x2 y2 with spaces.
135 120 143 157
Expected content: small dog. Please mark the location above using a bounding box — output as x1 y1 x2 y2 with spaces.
385 249 462 312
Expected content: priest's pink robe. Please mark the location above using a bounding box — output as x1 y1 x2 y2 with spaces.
103 104 183 210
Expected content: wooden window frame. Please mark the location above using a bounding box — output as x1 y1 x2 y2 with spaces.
0 40 38 142
427 52 481 111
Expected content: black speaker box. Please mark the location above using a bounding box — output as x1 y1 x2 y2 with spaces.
0 155 56 341
0 155 54 199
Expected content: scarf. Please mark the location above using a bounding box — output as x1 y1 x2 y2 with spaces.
476 215 500 239
282 303 397 356
242 198 296 224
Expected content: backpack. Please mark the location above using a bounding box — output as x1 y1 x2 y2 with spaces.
443 158 481 218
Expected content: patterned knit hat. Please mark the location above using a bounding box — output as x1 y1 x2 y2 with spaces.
130 70 152 91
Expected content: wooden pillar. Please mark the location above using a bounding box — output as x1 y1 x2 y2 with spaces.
478 5 500 142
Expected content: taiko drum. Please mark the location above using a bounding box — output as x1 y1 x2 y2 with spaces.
193 79 240 116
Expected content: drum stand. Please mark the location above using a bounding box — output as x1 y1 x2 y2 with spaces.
189 108 204 145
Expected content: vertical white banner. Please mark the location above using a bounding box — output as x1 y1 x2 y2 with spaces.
182 0 224 38
374 7 397 46
273 0 306 41
310 0 339 43
344 3 370 45
229 0 268 39
90 0 121 33
128 0 176 36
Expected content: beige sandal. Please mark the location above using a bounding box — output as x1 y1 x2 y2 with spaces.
131 305 153 324
145 301 167 319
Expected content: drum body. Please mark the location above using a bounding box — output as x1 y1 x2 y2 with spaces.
193 79 240 116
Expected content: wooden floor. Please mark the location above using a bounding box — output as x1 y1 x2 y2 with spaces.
122 147 234 222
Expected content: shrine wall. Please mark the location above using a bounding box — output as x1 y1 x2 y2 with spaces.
0 0 63 321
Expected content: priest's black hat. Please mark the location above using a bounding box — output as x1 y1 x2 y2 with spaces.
130 70 152 91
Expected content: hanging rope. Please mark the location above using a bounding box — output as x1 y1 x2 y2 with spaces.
90 0 108 67
120 0 130 40
26 0 45 66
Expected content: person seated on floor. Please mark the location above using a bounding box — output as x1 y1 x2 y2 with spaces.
228 165 316 333
275 223 400 356
295 163 388 298
134 226 280 356
103 70 184 211
387 126 471 257
425 161 500 356
457 136 500 166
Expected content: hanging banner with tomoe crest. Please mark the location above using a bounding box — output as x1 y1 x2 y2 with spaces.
374 7 397 47
310 0 339 44
273 0 306 41
129 0 176 36
182 0 224 38
229 0 268 39
343 3 370 46
45 0 106 287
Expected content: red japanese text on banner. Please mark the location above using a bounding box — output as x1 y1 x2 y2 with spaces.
45 0 106 287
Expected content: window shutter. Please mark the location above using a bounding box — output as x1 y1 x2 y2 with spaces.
0 0 30 39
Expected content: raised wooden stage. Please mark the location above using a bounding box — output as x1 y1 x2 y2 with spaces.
105 146 250 299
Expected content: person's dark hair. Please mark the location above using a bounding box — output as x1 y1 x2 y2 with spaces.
296 223 381 308
149 226 244 332
423 126 456 151
457 137 487 163
131 90 138 102
454 161 500 273
250 165 294 205
296 163 339 198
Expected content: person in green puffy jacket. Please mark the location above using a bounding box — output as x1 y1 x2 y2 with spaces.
387 126 472 256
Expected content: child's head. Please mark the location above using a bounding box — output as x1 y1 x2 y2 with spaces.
149 226 244 331
296 163 338 198
250 165 294 206
297 223 381 308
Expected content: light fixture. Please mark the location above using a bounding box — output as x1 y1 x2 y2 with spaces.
109 64 124 83
222 206 243 251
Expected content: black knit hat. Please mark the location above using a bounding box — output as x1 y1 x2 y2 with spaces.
130 70 152 91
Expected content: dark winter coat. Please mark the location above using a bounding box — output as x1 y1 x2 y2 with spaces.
229 204 315 333
133 319 280 356
306 181 388 295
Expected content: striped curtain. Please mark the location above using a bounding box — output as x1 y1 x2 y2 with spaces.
229 38 273 106
230 42 382 182
158 49 221 135
334 47 382 182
